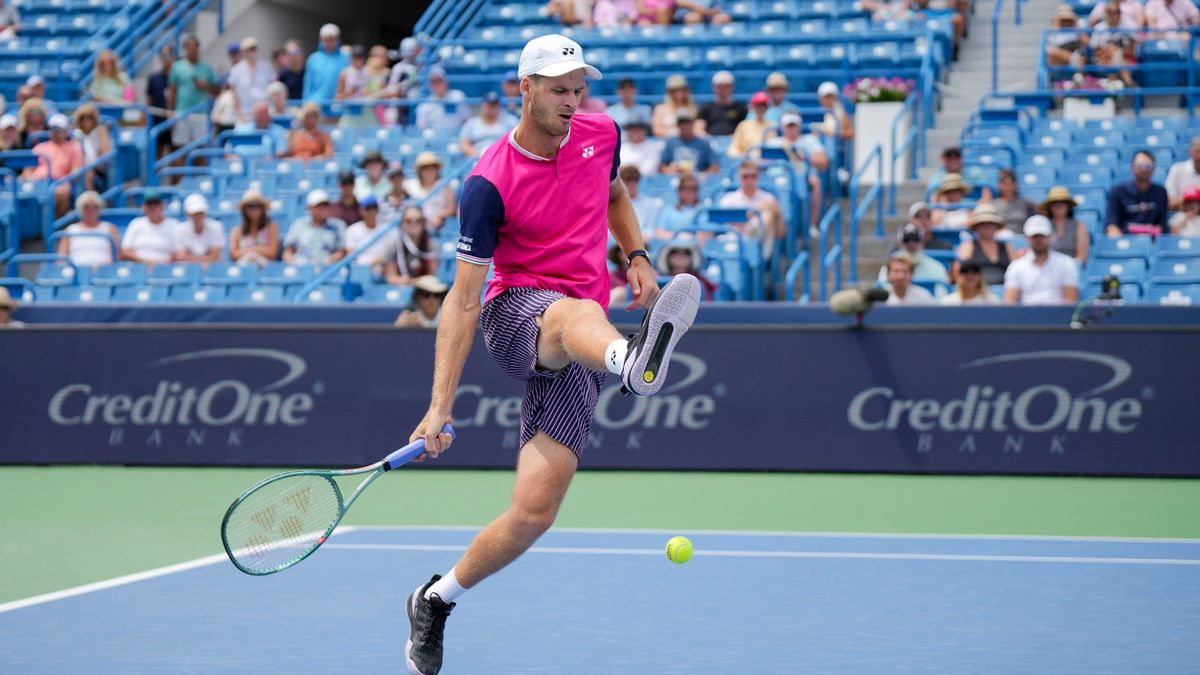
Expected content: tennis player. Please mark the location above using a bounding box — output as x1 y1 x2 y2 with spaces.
404 34 702 675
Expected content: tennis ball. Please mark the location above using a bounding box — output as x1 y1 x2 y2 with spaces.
665 536 693 564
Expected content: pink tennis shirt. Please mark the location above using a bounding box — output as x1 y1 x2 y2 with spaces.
456 113 621 309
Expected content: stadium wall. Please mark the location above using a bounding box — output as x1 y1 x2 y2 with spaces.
2 324 1197 476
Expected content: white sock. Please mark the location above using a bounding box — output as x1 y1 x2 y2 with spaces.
604 338 628 375
425 567 466 603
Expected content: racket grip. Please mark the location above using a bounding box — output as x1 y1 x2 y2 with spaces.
384 423 455 470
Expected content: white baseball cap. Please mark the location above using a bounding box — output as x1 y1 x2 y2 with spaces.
711 70 734 86
517 34 601 80
48 113 69 130
780 112 801 127
1024 214 1053 237
306 189 330 207
184 193 209 215
319 23 340 38
818 81 839 97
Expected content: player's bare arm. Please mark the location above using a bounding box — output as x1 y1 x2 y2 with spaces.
411 259 489 459
608 176 659 309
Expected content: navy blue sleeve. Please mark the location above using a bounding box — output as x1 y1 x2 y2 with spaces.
1153 185 1169 228
610 117 622 182
457 175 504 264
1106 183 1123 231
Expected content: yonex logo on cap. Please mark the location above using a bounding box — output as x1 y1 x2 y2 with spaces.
562 47 575 55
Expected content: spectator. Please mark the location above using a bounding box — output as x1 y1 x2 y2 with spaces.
763 72 799 125
993 168 1036 235
336 44 367 102
676 0 732 24
88 50 133 105
594 0 637 27
167 36 218 153
954 204 1017 287
1170 186 1200 236
727 91 770 158
913 0 966 54
404 151 457 230
547 0 596 27
0 0 20 42
864 0 913 21
578 81 607 114
718 160 784 251
608 78 652 133
940 260 1000 305
57 191 119 268
19 76 55 115
619 165 663 242
27 114 84 218
926 146 992 201
386 206 437 285
1145 0 1200 30
0 114 18 151
460 91 519 157
17 97 47 148
1106 150 1169 237
303 24 350 103
902 201 953 251
772 111 828 229
356 45 394 126
1046 6 1089 68
415 66 469 132
1038 186 1090 263
354 152 391 202
878 223 949 284
277 39 305 101
1004 215 1080 305
884 252 936 305
381 165 411 222
660 109 718 175
608 244 631 306
345 195 395 267
393 275 448 328
1165 137 1200 209
284 189 347 265
384 37 422 126
330 168 362 225
231 102 288 159
619 116 662 176
636 0 676 25
265 81 291 117
0 287 21 327
210 81 238 138
656 239 718 299
220 41 241 87
227 37 275 121
652 74 697 138
174 194 226 264
72 105 111 193
698 71 745 137
814 81 853 143
146 46 175 156
229 188 280 267
1092 1 1139 88
654 171 701 240
122 190 181 264
1087 0 1144 27
286 102 333 160
499 71 522 118
932 172 970 229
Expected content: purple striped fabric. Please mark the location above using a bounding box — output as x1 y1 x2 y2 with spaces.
480 287 606 457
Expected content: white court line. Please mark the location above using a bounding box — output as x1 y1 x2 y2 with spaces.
348 525 1200 545
0 526 362 615
325 543 1200 566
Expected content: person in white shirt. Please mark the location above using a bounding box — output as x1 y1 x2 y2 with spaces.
617 165 663 242
122 191 181 264
1004 215 1080 305
717 160 783 253
226 37 276 121
459 91 519 157
618 117 662 176
884 252 936 305
58 191 119 269
414 66 468 132
344 195 396 268
941 260 1000 305
606 78 652 134
174 193 225 263
1165 137 1200 210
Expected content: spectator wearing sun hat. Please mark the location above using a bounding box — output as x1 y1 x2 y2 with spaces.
27 113 84 218
285 101 333 160
230 188 280 267
122 190 182 265
1004 215 1079 305
1038 186 1088 263
174 194 226 264
394 275 449 329
655 238 718 299
284 188 347 265
460 91 519 157
728 91 771 159
404 151 457 230
763 72 799 125
932 172 971 229
303 23 349 103
652 74 697 138
698 71 746 137
954 203 1017 287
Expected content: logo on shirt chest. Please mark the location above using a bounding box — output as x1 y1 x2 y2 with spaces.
581 145 594 159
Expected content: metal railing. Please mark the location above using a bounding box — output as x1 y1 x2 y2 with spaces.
817 203 842 301
1036 27 1199 103
42 148 119 242
848 143 884 285
0 168 19 264
888 92 921 216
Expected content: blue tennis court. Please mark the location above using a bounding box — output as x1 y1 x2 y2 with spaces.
3 527 1198 674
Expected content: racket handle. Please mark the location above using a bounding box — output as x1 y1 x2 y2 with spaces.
384 423 455 470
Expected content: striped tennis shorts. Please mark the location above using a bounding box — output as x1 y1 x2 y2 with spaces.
479 287 607 457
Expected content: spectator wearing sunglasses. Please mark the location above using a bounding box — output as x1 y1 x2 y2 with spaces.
1106 150 1169 237
394 275 448 328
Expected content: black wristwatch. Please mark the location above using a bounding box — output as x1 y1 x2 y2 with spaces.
626 249 650 266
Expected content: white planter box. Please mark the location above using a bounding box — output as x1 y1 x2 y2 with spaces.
853 100 909 186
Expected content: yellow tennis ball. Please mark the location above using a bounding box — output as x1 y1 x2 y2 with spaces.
665 536 693 564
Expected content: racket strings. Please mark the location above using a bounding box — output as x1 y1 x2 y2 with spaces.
224 474 342 573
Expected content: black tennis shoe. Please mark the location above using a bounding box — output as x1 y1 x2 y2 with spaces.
621 274 702 396
405 575 455 675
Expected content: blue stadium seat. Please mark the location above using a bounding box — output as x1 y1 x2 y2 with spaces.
225 285 285 303
35 262 87 286
111 286 168 303
259 262 315 285
1148 258 1200 285
202 262 258 286
298 285 346 304
1018 167 1057 190
166 285 226 303
54 285 112 302
1030 129 1071 150
1145 284 1200 305
1154 236 1200 259
147 263 202 286
1084 258 1147 286
1092 236 1152 260
361 285 415 304
90 263 147 286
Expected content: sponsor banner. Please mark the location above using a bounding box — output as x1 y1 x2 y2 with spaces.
1 328 1196 475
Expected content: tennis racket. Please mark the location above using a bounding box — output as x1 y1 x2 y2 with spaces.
221 423 455 576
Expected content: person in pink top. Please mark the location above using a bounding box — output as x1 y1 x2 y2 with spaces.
1144 0 1200 31
402 34 701 675
27 114 84 218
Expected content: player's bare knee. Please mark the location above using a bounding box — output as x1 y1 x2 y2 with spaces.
509 502 559 535
542 297 603 340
